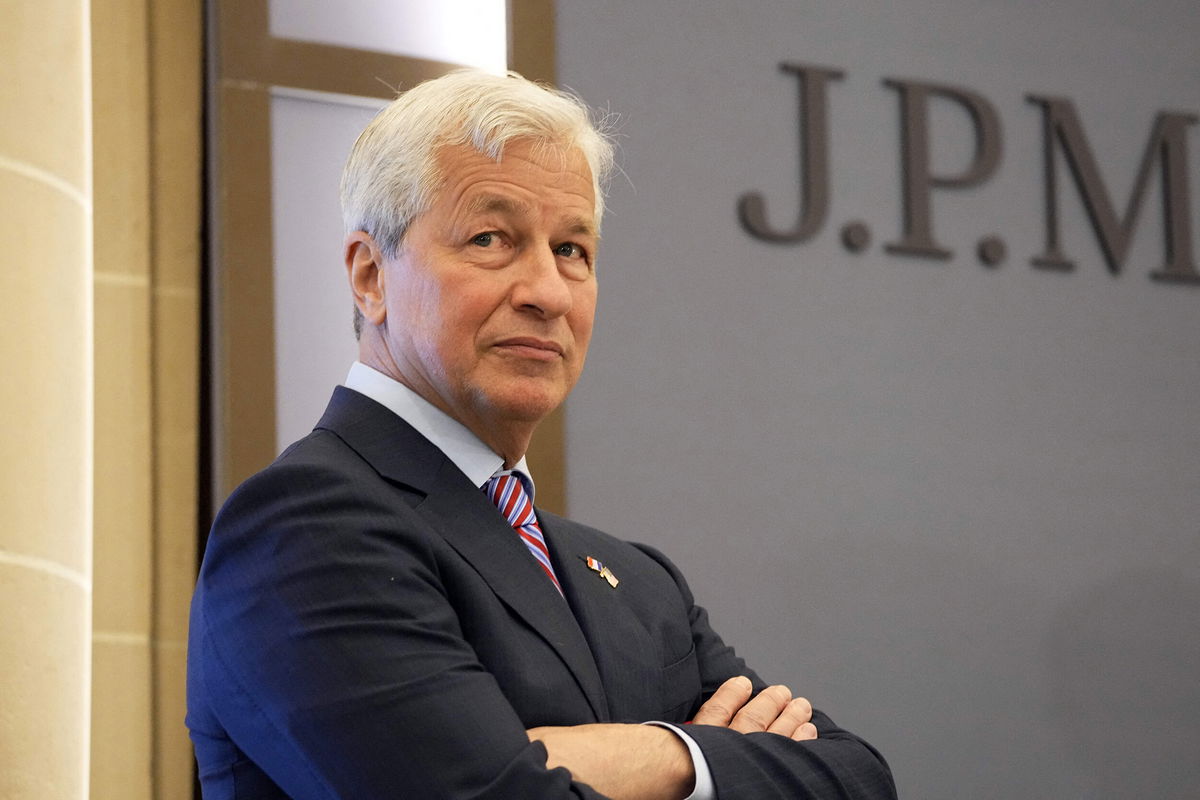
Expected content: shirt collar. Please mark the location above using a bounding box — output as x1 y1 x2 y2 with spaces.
343 362 534 497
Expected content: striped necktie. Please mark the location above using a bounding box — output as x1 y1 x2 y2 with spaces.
484 471 563 596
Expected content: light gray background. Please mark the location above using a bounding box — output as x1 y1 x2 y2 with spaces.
556 2 1200 797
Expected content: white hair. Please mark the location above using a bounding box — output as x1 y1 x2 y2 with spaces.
341 69 615 259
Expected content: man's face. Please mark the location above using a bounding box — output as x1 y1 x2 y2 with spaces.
379 140 598 441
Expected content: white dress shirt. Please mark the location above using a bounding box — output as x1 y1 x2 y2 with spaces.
343 361 715 800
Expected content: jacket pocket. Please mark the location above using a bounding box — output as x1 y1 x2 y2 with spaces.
659 643 701 721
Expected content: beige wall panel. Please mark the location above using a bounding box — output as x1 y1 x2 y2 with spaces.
0 1 90 189
2 1 92 797
0 567 89 800
153 643 192 797
0 173 90 574
217 0 269 79
149 0 203 291
508 0 556 83
92 0 151 279
152 286 199 798
217 86 278 494
149 2 203 795
525 408 565 514
153 288 200 645
92 279 153 633
90 638 153 800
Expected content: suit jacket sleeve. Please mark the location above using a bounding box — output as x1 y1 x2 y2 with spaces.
631 544 898 800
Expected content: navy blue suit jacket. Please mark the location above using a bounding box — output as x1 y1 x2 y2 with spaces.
187 387 896 799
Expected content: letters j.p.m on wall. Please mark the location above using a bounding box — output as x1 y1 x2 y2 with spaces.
738 62 1199 285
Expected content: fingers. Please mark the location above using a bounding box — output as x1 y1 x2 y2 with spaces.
691 677 820 741
728 684 793 734
792 722 819 741
691 676 754 727
765 696 813 738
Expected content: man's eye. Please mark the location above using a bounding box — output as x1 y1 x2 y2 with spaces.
472 232 497 247
554 242 586 259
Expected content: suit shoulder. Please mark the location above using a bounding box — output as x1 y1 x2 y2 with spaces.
208 428 428 553
223 427 413 503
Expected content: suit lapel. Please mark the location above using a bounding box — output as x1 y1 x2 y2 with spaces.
418 469 609 721
316 387 609 722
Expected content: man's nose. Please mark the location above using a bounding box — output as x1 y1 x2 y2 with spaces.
510 245 573 318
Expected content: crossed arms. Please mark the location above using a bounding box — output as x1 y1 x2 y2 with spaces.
530 676 823 799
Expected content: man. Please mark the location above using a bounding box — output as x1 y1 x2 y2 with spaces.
187 69 896 800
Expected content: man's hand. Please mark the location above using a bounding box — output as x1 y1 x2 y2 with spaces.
691 676 818 741
524 679 817 799
527 723 695 800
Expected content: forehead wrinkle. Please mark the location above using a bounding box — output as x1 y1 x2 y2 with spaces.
460 191 599 241
463 192 532 219
563 215 599 240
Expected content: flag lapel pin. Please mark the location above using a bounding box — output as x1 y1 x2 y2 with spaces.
583 555 619 588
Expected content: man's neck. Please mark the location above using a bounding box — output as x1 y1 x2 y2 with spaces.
344 360 537 491
357 346 535 467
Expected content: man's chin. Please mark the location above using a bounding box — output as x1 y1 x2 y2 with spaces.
476 382 568 425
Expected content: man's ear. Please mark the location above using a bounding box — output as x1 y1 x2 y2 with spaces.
345 231 388 327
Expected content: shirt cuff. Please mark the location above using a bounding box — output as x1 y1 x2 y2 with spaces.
643 722 715 800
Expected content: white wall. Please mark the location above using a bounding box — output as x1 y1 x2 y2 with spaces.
556 2 1200 797
268 0 506 71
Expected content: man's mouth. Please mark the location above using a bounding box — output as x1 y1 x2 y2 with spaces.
493 337 565 360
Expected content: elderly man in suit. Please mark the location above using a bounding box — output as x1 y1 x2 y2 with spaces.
187 69 896 800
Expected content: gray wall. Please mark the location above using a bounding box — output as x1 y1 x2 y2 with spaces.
556 2 1200 797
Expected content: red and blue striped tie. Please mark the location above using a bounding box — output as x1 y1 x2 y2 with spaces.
485 472 563 596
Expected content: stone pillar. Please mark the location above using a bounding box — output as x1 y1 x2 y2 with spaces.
90 0 154 794
89 0 203 796
0 2 93 799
